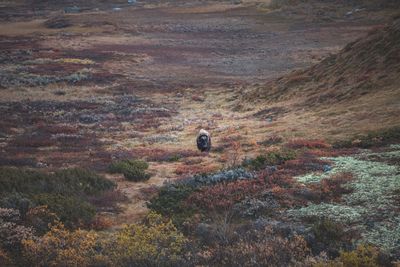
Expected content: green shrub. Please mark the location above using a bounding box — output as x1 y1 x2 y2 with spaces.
243 149 297 170
147 185 195 227
109 159 151 182
312 218 346 247
33 194 95 229
0 167 115 197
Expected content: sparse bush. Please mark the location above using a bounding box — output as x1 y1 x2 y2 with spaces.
109 159 151 182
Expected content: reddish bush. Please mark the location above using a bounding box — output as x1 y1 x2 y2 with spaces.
187 179 264 211
282 156 331 176
308 172 353 203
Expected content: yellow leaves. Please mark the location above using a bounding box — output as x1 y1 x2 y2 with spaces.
21 212 187 266
113 212 187 265
22 222 99 267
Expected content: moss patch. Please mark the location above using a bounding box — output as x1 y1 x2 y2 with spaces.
289 145 400 254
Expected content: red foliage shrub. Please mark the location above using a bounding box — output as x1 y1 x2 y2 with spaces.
282 155 331 176
286 139 331 149
187 179 265 211
308 172 353 203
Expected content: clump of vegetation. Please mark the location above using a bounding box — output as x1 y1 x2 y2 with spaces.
310 218 349 257
112 212 187 266
22 212 187 267
22 222 105 267
147 185 196 226
205 229 310 266
0 167 115 198
32 194 96 229
315 244 383 267
0 167 116 229
109 159 151 182
242 149 297 170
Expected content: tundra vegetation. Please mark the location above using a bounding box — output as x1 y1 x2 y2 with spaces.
0 0 399 266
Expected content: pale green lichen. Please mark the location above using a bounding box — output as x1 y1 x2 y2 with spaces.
289 145 400 254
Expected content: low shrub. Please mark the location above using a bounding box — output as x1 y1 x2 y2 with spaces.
308 172 354 203
205 229 310 266
311 218 347 254
187 179 264 212
314 245 382 267
22 222 102 267
176 168 254 188
0 167 115 198
242 149 297 170
111 212 187 266
148 185 196 226
25 206 59 235
32 194 96 229
109 159 151 182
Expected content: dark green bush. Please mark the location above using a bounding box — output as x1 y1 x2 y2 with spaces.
148 185 196 227
109 159 151 182
242 149 297 170
33 194 96 229
311 218 349 257
0 167 115 197
0 167 115 229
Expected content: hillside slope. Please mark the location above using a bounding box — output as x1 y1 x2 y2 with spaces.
243 17 400 106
